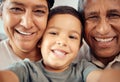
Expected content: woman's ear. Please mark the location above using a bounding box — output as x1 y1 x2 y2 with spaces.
0 3 3 17
0 8 2 17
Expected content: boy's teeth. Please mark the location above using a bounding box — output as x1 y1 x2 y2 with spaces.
54 50 65 56
95 38 113 42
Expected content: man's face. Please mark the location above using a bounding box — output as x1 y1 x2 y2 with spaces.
84 0 120 58
1 0 48 53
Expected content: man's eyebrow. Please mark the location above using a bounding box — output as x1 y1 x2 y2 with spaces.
107 9 120 13
87 11 99 15
85 11 99 18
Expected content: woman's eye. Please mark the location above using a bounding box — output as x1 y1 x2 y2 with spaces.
34 10 46 16
10 7 23 13
35 10 45 13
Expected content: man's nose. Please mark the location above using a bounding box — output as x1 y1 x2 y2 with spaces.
96 18 111 35
20 11 34 29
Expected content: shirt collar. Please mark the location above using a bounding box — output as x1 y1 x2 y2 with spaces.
91 53 120 69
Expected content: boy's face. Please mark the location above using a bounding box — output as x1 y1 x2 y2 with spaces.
41 14 82 72
1 0 48 53
84 0 120 58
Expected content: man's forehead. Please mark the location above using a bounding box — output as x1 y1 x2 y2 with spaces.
84 0 120 10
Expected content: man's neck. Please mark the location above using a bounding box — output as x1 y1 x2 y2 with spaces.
95 55 117 66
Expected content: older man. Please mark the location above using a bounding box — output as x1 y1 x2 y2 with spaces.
78 0 120 69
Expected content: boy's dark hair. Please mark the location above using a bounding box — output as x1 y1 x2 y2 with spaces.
48 6 83 45
48 6 82 22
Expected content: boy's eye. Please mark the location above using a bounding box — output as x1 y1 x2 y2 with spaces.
49 32 57 35
69 35 77 39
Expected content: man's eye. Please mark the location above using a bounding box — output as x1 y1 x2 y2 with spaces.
86 16 99 20
108 13 120 19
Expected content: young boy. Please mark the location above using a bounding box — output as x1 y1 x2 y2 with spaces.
0 6 102 82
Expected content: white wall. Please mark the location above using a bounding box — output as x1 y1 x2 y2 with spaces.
0 0 78 34
0 19 4 34
53 0 78 10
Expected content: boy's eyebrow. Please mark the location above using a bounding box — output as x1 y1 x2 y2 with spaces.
70 30 81 37
47 26 81 36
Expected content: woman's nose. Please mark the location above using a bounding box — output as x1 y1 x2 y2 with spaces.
20 11 34 29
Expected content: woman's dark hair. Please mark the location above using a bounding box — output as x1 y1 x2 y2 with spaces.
0 0 54 10
48 6 83 45
47 0 54 9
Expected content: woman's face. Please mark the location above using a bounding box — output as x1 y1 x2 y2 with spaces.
1 0 49 54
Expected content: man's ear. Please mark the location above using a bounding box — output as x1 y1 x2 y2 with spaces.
38 44 41 48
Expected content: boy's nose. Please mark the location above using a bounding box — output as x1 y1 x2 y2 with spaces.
56 36 67 47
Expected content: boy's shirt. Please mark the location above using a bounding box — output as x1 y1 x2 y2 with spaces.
8 59 99 82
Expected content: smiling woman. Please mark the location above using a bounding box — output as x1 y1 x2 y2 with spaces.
0 0 54 70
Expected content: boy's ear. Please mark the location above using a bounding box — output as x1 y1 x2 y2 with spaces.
37 39 42 48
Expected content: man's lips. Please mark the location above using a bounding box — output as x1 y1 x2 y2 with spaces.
94 37 114 42
92 36 117 48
